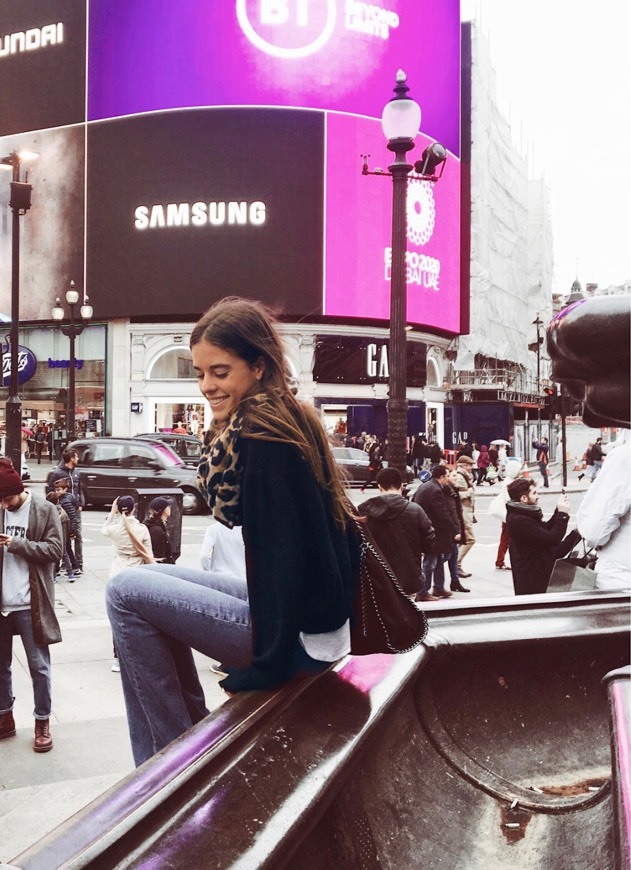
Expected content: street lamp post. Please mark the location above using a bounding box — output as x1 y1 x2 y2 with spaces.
1 149 38 473
363 71 447 478
532 312 544 442
531 313 543 394
52 282 93 442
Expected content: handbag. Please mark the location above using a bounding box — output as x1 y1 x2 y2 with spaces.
548 540 598 592
350 519 429 656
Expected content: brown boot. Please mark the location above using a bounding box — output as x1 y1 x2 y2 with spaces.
0 710 16 740
33 718 53 753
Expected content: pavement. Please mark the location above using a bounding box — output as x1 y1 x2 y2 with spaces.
0 460 590 863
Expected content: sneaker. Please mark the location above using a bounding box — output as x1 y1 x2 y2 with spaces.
432 588 453 598
457 568 472 578
495 564 511 571
74 568 83 576
209 662 228 677
67 573 75 583
111 659 121 673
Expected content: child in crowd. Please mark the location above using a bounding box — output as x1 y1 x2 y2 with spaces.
45 491 76 582
53 479 81 578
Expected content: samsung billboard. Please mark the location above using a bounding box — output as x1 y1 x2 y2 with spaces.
0 0 462 331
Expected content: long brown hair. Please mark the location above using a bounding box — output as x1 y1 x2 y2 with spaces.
191 296 352 525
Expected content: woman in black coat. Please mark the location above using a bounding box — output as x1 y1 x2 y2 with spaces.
143 497 174 563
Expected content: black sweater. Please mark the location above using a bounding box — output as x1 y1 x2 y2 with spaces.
221 438 360 694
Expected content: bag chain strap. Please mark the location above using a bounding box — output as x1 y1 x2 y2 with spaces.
357 531 429 653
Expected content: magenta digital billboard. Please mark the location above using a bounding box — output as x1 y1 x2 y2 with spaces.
87 0 460 157
0 0 462 330
324 114 461 331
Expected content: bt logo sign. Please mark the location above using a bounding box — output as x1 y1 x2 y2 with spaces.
236 0 336 58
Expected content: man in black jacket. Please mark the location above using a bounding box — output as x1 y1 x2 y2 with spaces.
359 468 435 598
505 478 570 595
413 465 461 600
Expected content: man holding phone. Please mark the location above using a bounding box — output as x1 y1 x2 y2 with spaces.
505 478 574 595
0 459 63 752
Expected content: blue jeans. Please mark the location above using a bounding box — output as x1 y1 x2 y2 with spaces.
422 552 446 593
72 516 83 568
446 543 459 585
106 563 252 767
590 460 602 481
0 610 52 719
538 462 549 487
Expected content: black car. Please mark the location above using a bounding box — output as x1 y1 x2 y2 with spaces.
332 447 415 486
135 432 203 467
60 437 206 515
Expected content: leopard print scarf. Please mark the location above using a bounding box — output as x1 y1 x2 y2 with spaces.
197 393 269 528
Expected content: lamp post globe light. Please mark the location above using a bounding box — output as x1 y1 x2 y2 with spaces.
364 72 447 478
1 149 38 475
52 281 93 442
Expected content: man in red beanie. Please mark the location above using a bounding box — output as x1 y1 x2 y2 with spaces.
0 458 63 752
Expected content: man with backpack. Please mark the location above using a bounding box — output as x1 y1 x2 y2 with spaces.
532 437 550 488
34 425 47 464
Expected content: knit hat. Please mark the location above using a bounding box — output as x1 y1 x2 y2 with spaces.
0 458 25 498
117 495 135 514
148 496 170 514
456 455 474 465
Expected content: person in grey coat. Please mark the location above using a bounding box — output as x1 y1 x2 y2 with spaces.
358 467 435 597
0 459 63 752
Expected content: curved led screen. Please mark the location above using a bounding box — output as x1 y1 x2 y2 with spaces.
0 0 462 330
88 0 460 157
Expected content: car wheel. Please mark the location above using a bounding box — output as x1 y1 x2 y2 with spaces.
182 489 204 515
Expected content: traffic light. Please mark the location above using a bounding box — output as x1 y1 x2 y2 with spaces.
543 384 559 415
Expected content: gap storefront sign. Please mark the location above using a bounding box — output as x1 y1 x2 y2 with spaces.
313 335 427 386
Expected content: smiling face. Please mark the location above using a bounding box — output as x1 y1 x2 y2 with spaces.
192 340 264 424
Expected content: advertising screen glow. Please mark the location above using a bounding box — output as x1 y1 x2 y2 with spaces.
324 113 461 331
88 0 460 156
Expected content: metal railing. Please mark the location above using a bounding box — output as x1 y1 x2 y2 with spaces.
445 366 552 398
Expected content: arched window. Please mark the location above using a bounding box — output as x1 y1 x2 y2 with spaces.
427 357 441 387
148 348 196 380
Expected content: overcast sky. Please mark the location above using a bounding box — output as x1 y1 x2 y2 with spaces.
461 0 631 294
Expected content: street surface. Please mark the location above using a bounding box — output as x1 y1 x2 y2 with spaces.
0 465 590 861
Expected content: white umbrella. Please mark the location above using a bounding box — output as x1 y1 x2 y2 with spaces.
490 439 511 446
